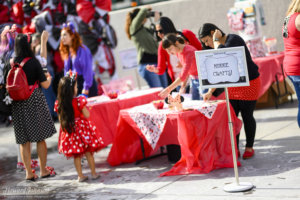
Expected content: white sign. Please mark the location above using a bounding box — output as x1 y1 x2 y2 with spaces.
119 48 138 70
195 46 249 89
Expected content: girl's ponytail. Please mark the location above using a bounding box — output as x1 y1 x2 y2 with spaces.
162 33 184 49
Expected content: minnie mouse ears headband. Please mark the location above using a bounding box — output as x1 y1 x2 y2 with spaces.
62 22 76 34
65 70 77 86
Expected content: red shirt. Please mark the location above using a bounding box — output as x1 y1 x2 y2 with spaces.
156 29 202 81
283 12 300 76
177 44 198 81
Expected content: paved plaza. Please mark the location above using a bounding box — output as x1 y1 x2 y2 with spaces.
0 97 299 200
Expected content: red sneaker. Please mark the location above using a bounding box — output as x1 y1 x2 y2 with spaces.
243 149 255 159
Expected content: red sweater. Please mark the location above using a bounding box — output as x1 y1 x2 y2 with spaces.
156 29 202 81
177 44 198 81
283 12 300 76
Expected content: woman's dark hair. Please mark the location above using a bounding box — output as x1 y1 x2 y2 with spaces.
162 33 185 49
57 76 76 134
14 33 35 58
198 23 226 39
159 17 177 34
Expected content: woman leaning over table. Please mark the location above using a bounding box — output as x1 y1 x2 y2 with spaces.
199 23 261 159
146 17 203 97
158 33 200 100
59 22 98 97
283 0 300 127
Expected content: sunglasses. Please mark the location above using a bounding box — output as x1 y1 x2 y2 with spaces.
156 29 164 34
283 16 290 38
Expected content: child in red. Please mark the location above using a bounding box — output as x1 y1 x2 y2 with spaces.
55 71 104 182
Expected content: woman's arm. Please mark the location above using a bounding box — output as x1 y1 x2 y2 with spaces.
295 14 300 31
159 77 182 98
40 31 48 60
130 8 148 34
182 29 203 50
40 72 52 89
80 47 94 95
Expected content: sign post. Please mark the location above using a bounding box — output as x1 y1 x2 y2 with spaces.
195 46 254 192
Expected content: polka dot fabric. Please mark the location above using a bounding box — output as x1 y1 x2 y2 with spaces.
55 96 104 158
12 88 56 144
228 77 261 100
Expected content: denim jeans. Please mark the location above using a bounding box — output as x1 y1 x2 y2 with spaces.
288 75 300 127
41 66 57 118
191 78 208 100
138 63 168 88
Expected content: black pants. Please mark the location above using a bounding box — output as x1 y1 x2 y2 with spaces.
230 99 257 149
77 75 98 97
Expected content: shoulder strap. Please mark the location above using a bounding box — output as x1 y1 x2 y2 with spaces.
130 25 143 37
9 57 31 69
20 57 31 68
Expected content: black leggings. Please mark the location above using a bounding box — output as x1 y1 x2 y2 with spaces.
230 99 257 149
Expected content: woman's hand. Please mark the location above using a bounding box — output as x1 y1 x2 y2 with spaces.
179 86 186 94
82 89 89 96
213 29 222 41
146 65 158 73
202 91 212 102
159 87 171 99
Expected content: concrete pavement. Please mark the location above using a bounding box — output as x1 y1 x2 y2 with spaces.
0 97 299 200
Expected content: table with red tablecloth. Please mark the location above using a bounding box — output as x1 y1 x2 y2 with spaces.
253 53 285 97
87 88 163 146
107 100 242 176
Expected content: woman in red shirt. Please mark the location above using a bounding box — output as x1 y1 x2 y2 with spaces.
283 0 300 127
158 34 199 100
147 17 204 99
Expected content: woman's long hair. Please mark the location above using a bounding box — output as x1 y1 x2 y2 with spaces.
159 17 177 35
14 34 35 59
198 23 225 49
59 27 83 61
125 8 140 40
287 0 300 15
57 76 75 134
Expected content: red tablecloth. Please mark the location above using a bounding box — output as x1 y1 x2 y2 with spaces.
107 101 242 176
87 88 163 146
253 53 285 97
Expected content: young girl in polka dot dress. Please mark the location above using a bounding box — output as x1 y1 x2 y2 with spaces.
55 71 104 182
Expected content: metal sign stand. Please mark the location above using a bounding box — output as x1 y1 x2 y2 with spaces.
223 87 254 192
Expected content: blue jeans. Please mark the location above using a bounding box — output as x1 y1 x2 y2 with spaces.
288 75 300 127
41 66 57 118
138 64 168 88
191 78 208 100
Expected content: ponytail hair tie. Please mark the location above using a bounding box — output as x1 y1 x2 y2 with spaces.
63 22 76 34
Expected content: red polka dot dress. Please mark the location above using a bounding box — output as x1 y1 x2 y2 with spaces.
55 96 104 158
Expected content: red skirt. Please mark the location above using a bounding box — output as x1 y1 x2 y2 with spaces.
228 77 261 100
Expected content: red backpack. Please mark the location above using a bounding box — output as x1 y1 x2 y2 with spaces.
6 57 36 101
